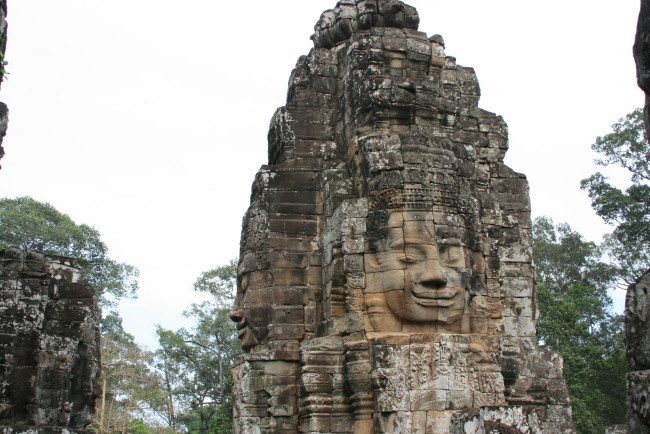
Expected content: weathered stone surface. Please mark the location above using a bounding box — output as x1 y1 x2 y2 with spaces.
0 0 7 168
0 249 101 434
231 1 573 432
626 271 650 433
635 0 650 133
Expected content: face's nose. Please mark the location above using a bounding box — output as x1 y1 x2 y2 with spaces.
229 308 244 323
421 261 447 288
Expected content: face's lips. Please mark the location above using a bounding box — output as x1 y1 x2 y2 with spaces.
414 298 456 307
236 319 248 335
412 286 458 299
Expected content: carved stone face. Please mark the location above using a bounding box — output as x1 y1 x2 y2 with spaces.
365 214 469 325
229 269 271 351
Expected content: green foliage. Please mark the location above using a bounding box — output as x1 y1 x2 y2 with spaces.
533 218 627 433
580 108 650 285
193 258 237 307
0 196 139 307
155 261 241 433
126 418 151 434
94 314 162 433
532 216 615 295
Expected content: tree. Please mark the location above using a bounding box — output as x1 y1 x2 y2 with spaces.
93 314 162 434
533 217 627 433
580 108 650 285
155 261 241 433
0 196 138 307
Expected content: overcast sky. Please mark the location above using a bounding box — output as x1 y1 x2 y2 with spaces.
0 0 643 349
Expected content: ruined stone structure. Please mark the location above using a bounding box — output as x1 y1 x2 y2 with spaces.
0 249 101 433
0 0 9 168
231 1 574 432
626 271 650 433
635 0 650 134
0 0 8 168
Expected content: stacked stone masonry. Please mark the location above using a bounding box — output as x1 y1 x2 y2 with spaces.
635 0 650 133
0 0 8 167
0 249 101 434
626 271 650 433
231 1 574 432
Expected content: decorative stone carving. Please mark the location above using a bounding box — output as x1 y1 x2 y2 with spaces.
626 271 650 433
0 249 101 433
231 1 574 432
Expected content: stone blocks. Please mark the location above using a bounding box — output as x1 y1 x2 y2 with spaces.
0 249 100 434
231 1 574 432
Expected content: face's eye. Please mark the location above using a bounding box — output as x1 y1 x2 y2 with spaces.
400 254 417 264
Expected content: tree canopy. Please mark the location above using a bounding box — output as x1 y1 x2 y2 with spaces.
155 260 240 433
0 196 138 307
581 108 650 285
533 217 627 433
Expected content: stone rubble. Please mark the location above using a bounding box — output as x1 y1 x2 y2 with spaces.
231 1 574 432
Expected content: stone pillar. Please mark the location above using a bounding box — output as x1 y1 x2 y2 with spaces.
231 2 574 432
0 249 101 433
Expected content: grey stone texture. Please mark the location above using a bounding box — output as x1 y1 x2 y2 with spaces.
635 0 650 133
0 0 7 168
231 1 574 432
0 249 101 434
626 270 650 433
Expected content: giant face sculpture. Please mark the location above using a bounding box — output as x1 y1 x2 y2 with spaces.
229 259 271 351
364 210 473 332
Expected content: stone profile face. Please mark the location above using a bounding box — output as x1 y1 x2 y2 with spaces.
231 1 574 432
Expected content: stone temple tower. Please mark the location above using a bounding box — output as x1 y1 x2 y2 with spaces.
230 1 575 432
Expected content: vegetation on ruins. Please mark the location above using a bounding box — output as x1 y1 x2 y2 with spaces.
581 108 650 285
533 217 627 433
0 196 139 307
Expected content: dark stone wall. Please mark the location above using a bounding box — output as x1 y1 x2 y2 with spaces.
635 0 650 134
626 271 650 433
0 249 101 433
0 0 7 167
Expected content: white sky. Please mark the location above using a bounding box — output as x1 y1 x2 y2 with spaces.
0 0 643 349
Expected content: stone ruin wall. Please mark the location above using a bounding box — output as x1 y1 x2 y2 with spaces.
231 1 574 433
626 271 650 433
0 0 7 167
635 0 650 134
0 249 101 433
